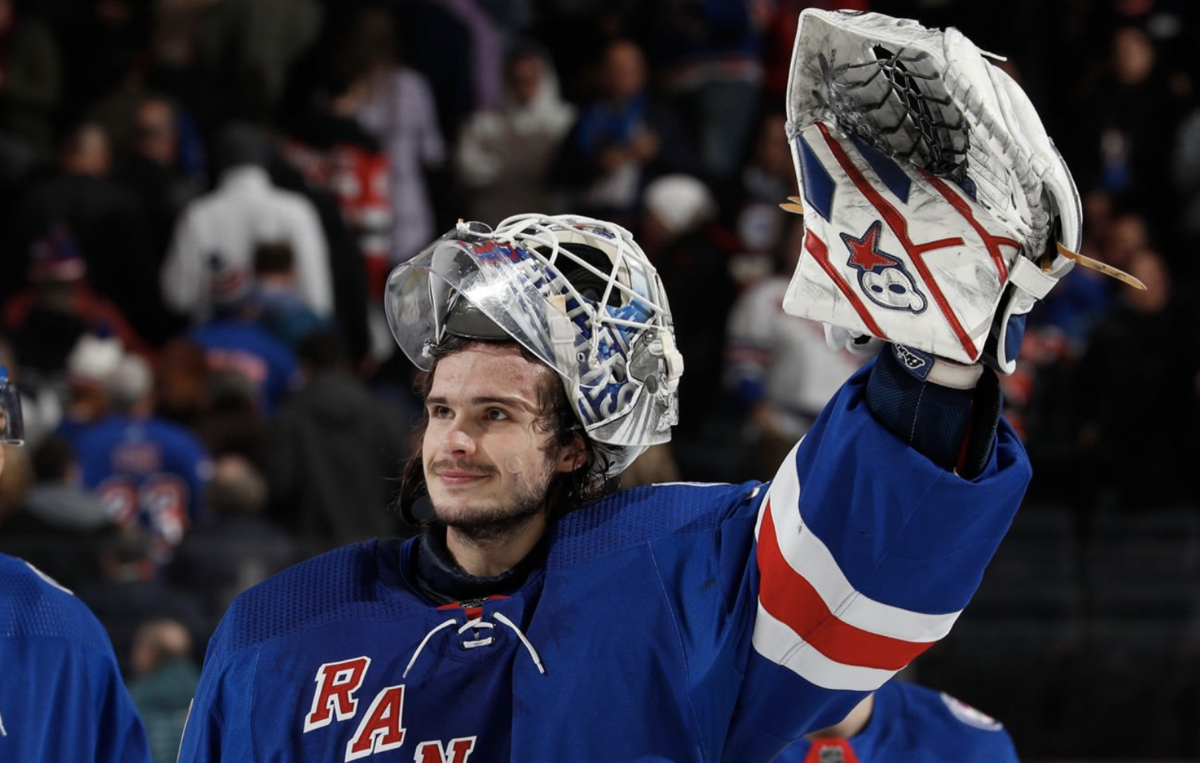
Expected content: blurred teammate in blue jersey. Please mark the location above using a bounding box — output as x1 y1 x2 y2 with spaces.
777 680 1020 763
0 360 153 763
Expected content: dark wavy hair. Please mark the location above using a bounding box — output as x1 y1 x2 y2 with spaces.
397 337 615 529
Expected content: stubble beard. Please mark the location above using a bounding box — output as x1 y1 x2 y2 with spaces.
432 463 553 546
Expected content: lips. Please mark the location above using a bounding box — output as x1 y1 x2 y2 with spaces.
439 470 486 478
431 463 494 488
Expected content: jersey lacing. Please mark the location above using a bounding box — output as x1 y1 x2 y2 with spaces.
403 612 546 678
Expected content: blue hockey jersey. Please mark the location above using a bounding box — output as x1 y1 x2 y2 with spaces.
73 415 212 553
775 680 1020 762
188 319 299 416
0 553 152 762
177 365 1030 763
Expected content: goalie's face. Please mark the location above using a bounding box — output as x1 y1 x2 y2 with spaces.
422 344 583 540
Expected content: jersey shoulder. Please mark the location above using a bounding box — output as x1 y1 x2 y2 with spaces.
548 481 764 571
0 553 113 651
881 680 1019 760
207 541 418 661
887 681 1006 731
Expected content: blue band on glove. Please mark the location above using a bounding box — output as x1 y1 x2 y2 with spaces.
889 344 939 382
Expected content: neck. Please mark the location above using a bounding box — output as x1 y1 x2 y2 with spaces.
444 512 547 577
806 693 875 740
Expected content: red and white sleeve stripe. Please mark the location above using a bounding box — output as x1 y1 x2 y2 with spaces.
751 457 961 690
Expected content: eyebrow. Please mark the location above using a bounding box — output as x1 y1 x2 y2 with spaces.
427 395 538 412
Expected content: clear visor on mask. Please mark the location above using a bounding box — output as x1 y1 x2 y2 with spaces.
385 229 660 390
0 369 25 445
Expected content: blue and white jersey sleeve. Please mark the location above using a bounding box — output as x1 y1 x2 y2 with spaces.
723 362 1030 756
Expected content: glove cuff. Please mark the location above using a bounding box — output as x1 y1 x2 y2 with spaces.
892 345 984 389
867 345 1000 477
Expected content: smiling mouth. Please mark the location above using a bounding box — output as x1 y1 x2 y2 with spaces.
431 464 495 487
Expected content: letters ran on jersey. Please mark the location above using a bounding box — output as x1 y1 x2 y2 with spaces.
304 657 477 762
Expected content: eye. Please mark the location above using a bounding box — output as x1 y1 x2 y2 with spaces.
429 405 453 419
485 408 510 422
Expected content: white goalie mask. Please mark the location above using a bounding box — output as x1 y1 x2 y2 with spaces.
385 214 684 479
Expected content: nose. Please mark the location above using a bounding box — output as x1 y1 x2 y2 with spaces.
443 423 476 456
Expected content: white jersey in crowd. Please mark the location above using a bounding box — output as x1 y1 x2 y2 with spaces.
161 166 333 322
726 275 870 440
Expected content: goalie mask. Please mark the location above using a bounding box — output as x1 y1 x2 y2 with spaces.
0 362 24 446
781 9 1091 373
385 214 684 479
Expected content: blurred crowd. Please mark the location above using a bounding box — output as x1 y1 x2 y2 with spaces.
0 0 1198 759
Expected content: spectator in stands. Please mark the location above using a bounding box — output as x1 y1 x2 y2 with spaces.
267 330 407 551
267 136 374 373
344 5 445 264
56 331 124 443
112 94 202 274
151 338 210 430
1037 248 1192 511
169 453 297 627
455 40 577 226
636 0 766 182
76 524 209 678
160 121 334 324
383 0 478 147
1070 24 1188 255
3 226 150 379
723 216 871 481
1170 98 1200 287
194 0 322 119
553 38 698 228
126 618 201 763
251 241 333 349
72 353 213 565
0 0 63 161
1 436 114 591
722 111 797 288
279 63 393 293
5 120 162 344
638 173 733 465
186 260 300 418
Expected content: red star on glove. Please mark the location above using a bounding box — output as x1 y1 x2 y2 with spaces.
840 220 895 272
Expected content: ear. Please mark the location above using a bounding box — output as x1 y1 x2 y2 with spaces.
554 435 587 474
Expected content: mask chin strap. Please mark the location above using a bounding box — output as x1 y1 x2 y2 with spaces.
656 330 684 394
547 305 580 377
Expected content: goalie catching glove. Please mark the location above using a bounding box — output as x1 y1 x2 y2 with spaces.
780 9 1141 375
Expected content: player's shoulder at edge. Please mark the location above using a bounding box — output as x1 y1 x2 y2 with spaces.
886 680 1008 734
0 553 113 650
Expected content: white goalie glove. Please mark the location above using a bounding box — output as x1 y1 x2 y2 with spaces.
780 9 1140 375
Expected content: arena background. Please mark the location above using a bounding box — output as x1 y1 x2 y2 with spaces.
0 0 1197 760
